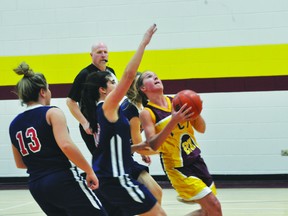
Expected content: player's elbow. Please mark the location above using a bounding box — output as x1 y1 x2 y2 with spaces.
148 141 159 151
15 162 27 169
150 146 158 151
195 125 206 133
60 141 72 153
66 97 72 107
198 124 206 133
193 116 206 133
16 165 27 169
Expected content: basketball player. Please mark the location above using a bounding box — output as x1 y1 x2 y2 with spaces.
136 71 223 216
80 24 170 216
9 62 107 215
120 72 163 204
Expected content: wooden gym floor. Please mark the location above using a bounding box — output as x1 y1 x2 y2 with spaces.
0 182 287 216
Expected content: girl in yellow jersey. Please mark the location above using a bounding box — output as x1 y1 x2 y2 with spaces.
136 71 222 216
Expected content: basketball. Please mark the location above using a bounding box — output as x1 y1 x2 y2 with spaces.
172 90 203 118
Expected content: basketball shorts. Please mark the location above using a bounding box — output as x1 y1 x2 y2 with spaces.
165 156 217 201
98 175 157 215
28 167 107 216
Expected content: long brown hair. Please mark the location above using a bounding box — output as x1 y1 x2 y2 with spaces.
81 71 112 133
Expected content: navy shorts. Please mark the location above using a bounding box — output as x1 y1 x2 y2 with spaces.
98 175 157 215
94 189 131 216
130 160 149 180
28 167 107 216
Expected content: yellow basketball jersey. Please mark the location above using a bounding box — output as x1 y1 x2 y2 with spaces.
144 96 216 200
144 96 201 170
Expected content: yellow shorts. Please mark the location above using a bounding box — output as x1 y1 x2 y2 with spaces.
166 167 217 201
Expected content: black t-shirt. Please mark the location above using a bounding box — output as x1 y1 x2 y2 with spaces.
68 64 115 103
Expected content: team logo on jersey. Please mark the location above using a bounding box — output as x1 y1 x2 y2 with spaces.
180 134 197 155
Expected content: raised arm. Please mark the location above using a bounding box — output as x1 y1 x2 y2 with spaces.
103 24 157 115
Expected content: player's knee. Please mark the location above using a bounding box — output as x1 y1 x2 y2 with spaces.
211 199 222 216
201 195 222 216
149 203 167 216
156 185 163 196
154 184 163 203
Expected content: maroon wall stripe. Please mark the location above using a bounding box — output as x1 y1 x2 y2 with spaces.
1 75 288 100
162 75 288 94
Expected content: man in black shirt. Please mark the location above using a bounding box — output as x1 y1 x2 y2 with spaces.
67 42 116 154
67 43 129 216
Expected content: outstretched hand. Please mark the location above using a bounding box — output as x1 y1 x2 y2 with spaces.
171 103 195 123
142 24 157 46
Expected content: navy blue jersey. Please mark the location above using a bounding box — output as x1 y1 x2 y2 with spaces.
92 102 133 177
121 98 139 122
9 106 72 182
120 99 150 180
121 98 139 148
92 101 156 214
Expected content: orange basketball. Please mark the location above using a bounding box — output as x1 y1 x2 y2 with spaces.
172 90 203 118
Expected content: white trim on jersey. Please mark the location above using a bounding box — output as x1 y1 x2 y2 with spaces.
119 175 144 203
110 134 125 177
110 134 145 203
70 167 102 209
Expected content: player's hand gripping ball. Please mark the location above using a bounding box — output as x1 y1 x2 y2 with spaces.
172 90 203 119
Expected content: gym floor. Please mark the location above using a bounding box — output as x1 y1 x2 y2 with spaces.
0 183 287 216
